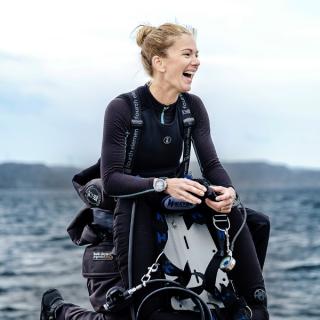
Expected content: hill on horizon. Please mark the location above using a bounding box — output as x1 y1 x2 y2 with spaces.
0 162 79 189
0 161 320 190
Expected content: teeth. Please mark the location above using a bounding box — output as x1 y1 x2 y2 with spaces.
183 71 195 79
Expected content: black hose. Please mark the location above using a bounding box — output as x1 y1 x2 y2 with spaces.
135 284 214 320
128 201 136 320
230 199 247 252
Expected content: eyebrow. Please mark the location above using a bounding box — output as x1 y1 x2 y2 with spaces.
181 48 199 54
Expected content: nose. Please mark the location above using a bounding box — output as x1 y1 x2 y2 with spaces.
192 55 200 67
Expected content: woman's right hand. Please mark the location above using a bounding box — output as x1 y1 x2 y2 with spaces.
165 178 207 204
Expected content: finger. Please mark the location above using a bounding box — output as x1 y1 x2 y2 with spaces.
178 190 202 205
211 185 226 193
215 192 234 202
217 199 234 207
215 194 230 201
184 179 207 192
214 199 233 208
184 184 206 197
210 186 230 201
204 198 222 211
220 204 232 210
217 201 229 211
205 198 232 213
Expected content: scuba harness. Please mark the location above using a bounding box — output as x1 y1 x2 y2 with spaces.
69 87 252 319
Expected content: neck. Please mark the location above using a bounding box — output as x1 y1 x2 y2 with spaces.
148 81 179 106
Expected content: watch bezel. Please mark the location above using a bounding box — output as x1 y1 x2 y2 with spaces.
153 178 167 192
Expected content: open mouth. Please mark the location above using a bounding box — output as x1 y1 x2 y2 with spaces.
183 72 192 78
183 71 194 79
182 71 195 81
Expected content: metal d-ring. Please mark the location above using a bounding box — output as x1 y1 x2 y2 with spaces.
212 214 230 232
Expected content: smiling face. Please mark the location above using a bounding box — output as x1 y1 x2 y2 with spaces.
155 34 200 94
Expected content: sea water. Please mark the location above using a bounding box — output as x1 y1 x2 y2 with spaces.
0 188 319 319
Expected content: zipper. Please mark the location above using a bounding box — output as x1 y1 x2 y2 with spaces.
160 106 170 124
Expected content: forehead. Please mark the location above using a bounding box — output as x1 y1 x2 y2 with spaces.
168 34 198 52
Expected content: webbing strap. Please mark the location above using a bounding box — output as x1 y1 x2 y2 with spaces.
179 93 195 177
203 230 225 297
124 89 143 174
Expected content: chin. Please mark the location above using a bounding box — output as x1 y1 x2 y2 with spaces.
180 83 192 92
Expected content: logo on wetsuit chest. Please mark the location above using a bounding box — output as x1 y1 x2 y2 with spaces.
163 136 172 144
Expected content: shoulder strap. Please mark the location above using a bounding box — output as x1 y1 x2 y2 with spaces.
122 89 194 177
123 89 143 174
179 93 195 177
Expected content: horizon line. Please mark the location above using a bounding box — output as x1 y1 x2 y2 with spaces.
1 159 319 171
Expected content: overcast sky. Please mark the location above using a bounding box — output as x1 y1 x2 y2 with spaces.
1 0 320 169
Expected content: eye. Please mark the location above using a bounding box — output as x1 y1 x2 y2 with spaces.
183 53 191 57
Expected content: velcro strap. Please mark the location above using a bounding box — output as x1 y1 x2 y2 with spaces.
183 117 195 127
131 119 143 127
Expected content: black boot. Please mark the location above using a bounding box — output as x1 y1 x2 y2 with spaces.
40 288 64 320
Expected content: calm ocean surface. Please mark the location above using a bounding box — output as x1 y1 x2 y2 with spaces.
0 188 319 319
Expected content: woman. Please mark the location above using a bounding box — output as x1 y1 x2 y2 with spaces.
41 23 269 320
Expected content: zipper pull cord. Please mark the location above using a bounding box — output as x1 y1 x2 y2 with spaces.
160 106 169 124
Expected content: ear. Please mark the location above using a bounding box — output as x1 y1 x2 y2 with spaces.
151 55 166 73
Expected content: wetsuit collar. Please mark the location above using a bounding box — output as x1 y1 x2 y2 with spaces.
144 83 178 111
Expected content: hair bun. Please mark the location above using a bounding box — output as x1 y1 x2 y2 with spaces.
136 25 155 47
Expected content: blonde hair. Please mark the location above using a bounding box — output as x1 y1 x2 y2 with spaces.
135 23 196 76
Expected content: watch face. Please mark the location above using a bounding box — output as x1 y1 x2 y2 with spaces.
154 178 166 192
156 180 164 190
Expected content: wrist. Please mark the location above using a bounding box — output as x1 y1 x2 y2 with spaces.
228 187 240 207
153 177 168 192
228 187 236 199
228 187 237 196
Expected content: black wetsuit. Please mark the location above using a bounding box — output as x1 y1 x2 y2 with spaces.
57 85 269 320
100 84 233 194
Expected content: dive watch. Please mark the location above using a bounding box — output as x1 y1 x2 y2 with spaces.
153 177 168 192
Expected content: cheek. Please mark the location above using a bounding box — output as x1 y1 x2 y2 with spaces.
174 64 184 78
166 66 180 80
164 60 184 81
168 59 183 72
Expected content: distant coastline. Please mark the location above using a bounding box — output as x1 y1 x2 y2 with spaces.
0 161 319 190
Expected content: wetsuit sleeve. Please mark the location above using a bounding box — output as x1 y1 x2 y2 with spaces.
100 98 154 196
190 94 234 188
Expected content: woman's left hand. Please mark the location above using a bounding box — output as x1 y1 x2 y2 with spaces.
204 186 236 214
